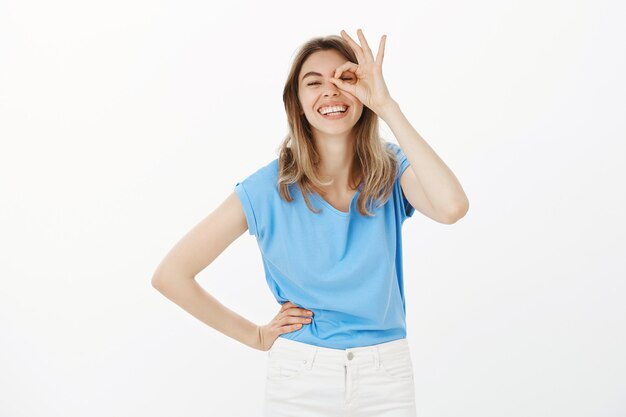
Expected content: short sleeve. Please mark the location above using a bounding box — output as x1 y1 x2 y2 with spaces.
385 142 416 220
234 180 258 236
234 160 276 238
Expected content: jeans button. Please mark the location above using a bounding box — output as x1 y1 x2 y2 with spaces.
347 352 354 360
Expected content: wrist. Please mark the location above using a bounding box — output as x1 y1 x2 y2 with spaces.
376 99 399 120
254 325 264 351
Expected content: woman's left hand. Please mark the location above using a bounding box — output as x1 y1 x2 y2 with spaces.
329 29 396 116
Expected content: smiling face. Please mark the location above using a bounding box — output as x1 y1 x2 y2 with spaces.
298 49 364 139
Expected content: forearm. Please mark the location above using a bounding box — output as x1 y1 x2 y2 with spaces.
378 100 469 216
152 277 261 350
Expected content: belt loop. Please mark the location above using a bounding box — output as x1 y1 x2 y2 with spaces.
306 347 317 370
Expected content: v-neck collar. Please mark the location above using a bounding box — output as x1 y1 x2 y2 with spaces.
311 183 364 217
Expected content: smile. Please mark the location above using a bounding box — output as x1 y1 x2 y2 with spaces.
318 106 349 120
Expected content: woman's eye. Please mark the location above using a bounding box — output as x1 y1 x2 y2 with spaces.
307 77 353 86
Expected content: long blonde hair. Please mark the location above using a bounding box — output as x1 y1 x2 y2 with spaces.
276 34 398 217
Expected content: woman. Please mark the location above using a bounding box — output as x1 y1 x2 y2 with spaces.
152 29 469 417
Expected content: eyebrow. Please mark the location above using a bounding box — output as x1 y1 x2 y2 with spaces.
301 71 323 82
301 70 351 82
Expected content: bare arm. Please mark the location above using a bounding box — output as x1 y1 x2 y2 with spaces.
380 100 469 224
151 191 262 350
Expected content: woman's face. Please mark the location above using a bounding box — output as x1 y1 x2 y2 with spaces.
297 49 364 137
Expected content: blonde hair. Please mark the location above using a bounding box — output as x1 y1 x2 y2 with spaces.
276 34 398 217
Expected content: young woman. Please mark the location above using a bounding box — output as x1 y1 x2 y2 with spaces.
152 29 469 416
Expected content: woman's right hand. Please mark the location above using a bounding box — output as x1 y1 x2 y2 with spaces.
257 301 314 351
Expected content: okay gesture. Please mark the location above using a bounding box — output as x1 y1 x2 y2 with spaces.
329 29 396 116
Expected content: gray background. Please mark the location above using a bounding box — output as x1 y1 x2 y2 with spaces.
1 0 624 416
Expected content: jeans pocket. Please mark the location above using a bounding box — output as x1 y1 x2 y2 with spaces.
266 353 312 382
377 350 414 381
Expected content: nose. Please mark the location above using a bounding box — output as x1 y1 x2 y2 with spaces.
323 80 341 97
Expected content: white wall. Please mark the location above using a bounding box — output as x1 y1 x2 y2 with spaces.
1 0 624 416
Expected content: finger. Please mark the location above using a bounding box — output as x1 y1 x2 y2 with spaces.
340 29 366 64
328 77 354 94
289 307 310 317
299 308 313 316
290 323 303 331
279 316 306 328
285 315 311 324
279 322 303 333
376 34 386 67
356 28 374 63
333 61 359 78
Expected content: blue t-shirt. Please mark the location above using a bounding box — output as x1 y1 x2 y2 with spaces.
234 141 415 349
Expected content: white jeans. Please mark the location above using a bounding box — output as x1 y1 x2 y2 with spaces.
264 337 417 417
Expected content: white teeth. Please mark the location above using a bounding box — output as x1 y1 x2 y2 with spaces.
319 105 347 115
